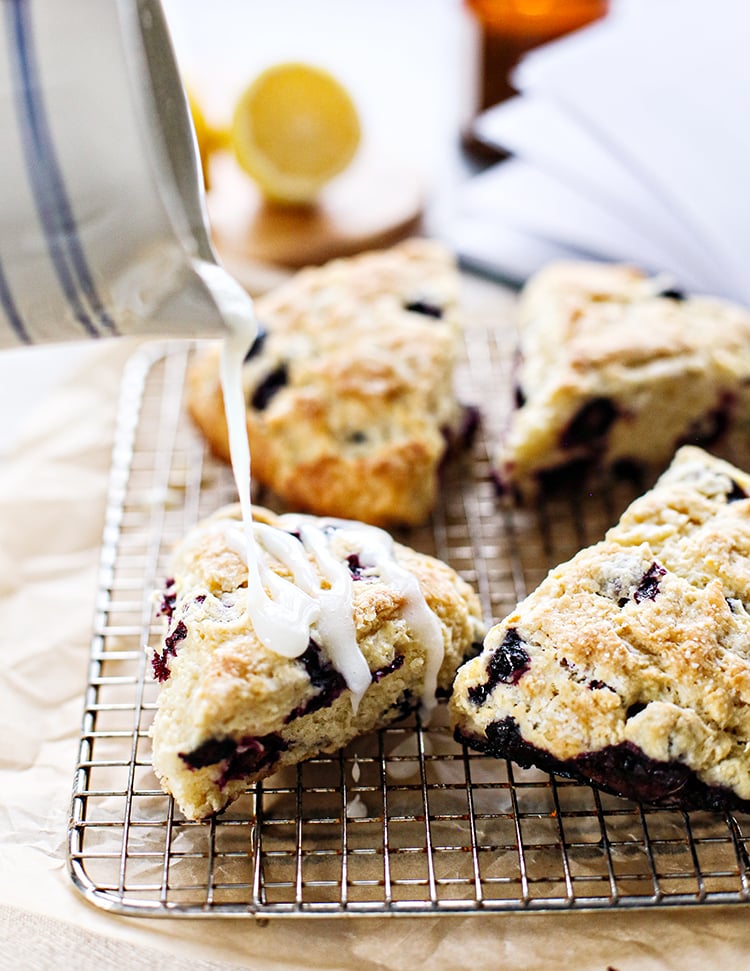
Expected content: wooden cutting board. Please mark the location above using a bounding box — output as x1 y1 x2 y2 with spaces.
207 150 425 270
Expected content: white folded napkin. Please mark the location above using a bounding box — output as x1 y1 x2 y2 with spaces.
448 0 750 303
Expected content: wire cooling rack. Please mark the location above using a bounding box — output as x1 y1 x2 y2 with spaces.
68 313 750 917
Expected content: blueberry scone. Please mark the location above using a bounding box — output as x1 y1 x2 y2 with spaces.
187 239 475 527
150 504 484 819
496 261 750 498
452 446 750 812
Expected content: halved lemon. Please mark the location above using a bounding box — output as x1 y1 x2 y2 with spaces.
231 62 361 204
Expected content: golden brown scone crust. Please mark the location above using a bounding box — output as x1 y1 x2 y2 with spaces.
497 261 750 497
187 239 465 527
452 447 750 811
150 504 484 819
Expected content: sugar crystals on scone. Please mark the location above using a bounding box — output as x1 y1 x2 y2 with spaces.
496 261 750 498
452 446 750 813
187 239 476 527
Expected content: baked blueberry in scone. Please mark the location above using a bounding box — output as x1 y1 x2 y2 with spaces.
452 446 750 812
187 239 475 527
496 261 750 498
149 504 484 820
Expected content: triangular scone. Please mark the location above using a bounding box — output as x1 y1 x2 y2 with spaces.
452 447 750 812
188 239 474 527
150 504 484 820
496 261 750 497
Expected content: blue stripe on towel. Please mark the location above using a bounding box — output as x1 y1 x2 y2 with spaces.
0 254 31 343
7 0 119 337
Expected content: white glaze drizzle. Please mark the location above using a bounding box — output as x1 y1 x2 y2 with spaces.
294 519 370 708
277 514 445 716
195 261 444 716
209 267 320 661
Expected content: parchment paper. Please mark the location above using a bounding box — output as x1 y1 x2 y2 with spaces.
2 286 750 969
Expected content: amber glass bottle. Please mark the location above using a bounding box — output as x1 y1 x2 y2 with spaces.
467 0 609 112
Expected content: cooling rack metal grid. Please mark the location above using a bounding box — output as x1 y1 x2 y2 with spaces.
68 328 750 918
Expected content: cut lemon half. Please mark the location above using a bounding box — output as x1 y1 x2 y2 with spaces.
231 62 361 204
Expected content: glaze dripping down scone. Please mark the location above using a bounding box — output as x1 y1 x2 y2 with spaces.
496 261 750 498
188 239 474 527
150 504 484 820
451 447 750 812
